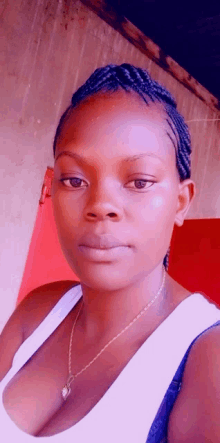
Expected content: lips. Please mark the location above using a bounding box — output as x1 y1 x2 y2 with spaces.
79 233 129 249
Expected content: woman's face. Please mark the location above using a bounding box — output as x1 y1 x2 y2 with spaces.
51 90 190 291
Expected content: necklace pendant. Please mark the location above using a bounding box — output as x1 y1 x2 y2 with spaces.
62 384 71 401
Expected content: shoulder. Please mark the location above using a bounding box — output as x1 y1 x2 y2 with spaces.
168 321 220 442
0 280 79 380
19 280 80 339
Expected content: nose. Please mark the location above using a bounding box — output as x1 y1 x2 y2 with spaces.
84 182 123 222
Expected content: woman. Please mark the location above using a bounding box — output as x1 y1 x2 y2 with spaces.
1 64 220 442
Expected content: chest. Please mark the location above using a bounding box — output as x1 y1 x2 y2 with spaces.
2 316 149 437
1 294 190 439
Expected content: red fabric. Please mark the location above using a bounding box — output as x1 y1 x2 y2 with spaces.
17 168 220 307
17 168 79 305
169 221 220 307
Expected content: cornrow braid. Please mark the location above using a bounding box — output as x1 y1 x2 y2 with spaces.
53 63 192 269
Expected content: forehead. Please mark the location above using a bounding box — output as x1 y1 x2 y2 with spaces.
55 90 176 163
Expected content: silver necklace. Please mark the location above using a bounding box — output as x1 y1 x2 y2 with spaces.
62 266 166 400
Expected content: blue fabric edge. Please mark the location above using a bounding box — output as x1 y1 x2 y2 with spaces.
146 319 220 443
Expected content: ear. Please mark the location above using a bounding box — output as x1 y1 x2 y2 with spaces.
175 179 196 227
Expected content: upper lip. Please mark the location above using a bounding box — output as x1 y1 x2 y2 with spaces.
79 233 129 249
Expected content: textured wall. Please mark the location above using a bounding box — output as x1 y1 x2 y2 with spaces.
1 0 220 330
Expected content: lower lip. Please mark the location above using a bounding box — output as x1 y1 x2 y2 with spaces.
78 245 130 261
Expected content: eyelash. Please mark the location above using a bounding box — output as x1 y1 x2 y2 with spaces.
60 177 155 190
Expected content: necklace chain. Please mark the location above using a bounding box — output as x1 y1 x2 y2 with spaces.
62 267 166 400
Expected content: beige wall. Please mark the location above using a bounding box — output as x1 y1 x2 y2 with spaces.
1 0 220 331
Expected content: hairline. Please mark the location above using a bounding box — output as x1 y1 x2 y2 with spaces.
53 88 179 161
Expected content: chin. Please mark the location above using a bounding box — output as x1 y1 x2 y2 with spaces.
72 263 135 292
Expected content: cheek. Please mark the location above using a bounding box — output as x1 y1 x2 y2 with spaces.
137 190 178 254
149 194 164 210
144 190 177 221
51 197 78 245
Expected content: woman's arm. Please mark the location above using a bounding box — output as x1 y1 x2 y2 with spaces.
168 324 220 442
0 280 79 382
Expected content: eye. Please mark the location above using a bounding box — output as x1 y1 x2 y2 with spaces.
60 177 87 189
126 179 155 190
59 177 155 190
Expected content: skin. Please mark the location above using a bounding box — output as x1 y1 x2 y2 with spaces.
2 89 220 440
52 90 195 342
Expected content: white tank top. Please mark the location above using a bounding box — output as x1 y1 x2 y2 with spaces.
1 285 220 442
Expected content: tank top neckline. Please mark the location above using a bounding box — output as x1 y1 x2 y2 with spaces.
1 284 193 391
0 290 218 441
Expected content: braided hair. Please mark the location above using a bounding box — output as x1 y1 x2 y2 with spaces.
53 64 192 269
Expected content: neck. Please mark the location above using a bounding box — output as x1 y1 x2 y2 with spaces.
77 264 166 342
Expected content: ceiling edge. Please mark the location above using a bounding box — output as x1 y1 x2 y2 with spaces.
80 0 220 113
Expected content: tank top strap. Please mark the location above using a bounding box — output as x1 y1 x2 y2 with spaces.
146 318 220 442
0 284 82 390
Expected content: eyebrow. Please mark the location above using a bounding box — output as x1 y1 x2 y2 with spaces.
55 151 162 164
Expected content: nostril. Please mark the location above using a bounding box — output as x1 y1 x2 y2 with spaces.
87 212 117 219
88 213 96 218
109 213 116 218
